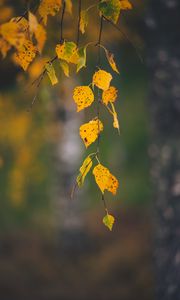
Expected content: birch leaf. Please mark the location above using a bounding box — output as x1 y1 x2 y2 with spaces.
102 86 117 105
29 11 46 53
13 40 37 71
77 46 87 72
38 0 62 25
93 163 119 195
92 69 112 91
56 41 77 63
45 62 58 85
120 0 132 10
76 156 93 187
110 102 120 133
98 0 121 24
73 86 94 112
0 21 26 49
103 214 115 231
0 37 11 58
80 10 88 34
79 118 103 148
60 60 69 77
105 49 119 74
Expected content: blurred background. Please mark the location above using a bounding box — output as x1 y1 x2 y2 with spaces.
0 0 154 299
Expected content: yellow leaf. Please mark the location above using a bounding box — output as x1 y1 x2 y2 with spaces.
73 86 94 112
60 60 69 77
102 86 117 105
0 37 11 58
29 11 46 53
76 156 93 187
93 163 119 195
38 0 62 25
56 41 77 63
80 10 88 34
120 0 132 10
45 62 58 85
110 102 120 134
0 21 26 49
13 40 37 71
92 69 112 91
79 118 103 148
103 214 115 231
98 0 121 24
66 0 72 14
105 49 119 74
28 57 48 79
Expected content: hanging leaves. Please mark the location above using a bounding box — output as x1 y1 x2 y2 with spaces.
56 41 78 63
104 49 120 74
38 0 62 25
0 21 26 50
102 86 118 105
59 60 69 77
73 86 94 112
80 10 88 34
93 163 118 195
92 69 112 90
110 102 120 133
76 156 93 187
13 40 37 71
103 214 115 231
79 118 103 148
28 11 46 53
45 62 58 85
98 0 121 24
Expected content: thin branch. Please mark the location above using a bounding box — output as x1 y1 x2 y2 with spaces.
60 0 66 42
76 0 81 46
102 194 108 214
103 15 143 63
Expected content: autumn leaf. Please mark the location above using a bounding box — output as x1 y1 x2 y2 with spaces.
93 163 119 194
73 86 94 112
77 46 87 72
38 0 62 25
79 118 103 148
98 0 121 24
92 69 112 90
103 214 115 231
120 0 132 10
45 62 58 85
59 60 69 77
110 102 120 133
56 41 77 63
29 11 46 53
13 40 37 71
0 21 26 50
0 37 11 58
76 156 93 187
102 86 118 105
105 49 119 74
66 0 73 14
80 10 88 34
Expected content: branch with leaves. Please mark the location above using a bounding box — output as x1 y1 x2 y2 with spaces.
0 0 135 231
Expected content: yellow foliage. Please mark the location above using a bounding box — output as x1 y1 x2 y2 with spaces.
0 21 26 49
105 49 120 74
56 41 78 63
92 69 112 90
93 163 118 195
76 156 93 187
120 0 132 10
73 86 94 112
29 11 46 53
80 10 88 34
59 60 69 77
45 62 58 85
0 37 11 58
38 0 62 25
79 118 103 148
102 86 117 105
13 40 37 71
28 57 48 79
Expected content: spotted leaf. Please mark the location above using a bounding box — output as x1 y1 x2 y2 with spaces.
73 86 94 112
93 163 118 195
92 69 112 91
79 118 103 148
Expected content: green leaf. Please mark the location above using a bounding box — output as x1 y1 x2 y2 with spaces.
45 62 58 85
77 46 87 73
76 156 93 187
98 0 121 24
103 214 115 231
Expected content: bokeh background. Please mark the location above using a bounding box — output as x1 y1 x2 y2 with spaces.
0 1 154 299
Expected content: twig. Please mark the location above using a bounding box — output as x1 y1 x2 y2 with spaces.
103 15 143 63
102 194 108 214
76 0 81 46
60 0 66 42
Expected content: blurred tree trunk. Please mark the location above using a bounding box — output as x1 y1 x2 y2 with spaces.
146 0 180 299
